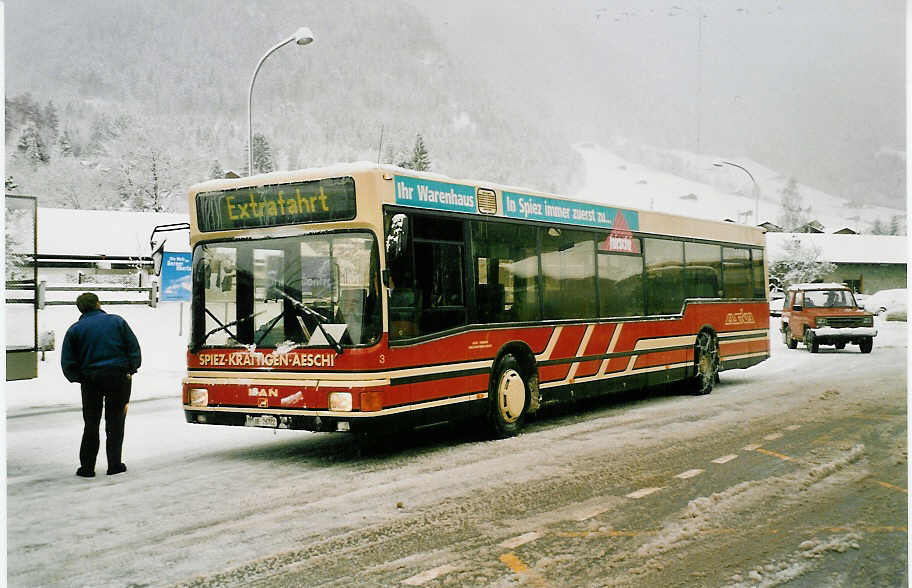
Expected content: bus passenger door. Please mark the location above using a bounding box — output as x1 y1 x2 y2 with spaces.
385 210 469 405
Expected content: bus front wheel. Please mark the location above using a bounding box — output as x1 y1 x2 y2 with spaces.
488 353 528 437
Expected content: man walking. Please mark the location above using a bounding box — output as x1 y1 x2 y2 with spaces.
61 292 141 478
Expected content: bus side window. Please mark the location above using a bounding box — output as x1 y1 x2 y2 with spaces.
472 220 540 323
722 247 752 298
684 242 722 299
644 238 685 315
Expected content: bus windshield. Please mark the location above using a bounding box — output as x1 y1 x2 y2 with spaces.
190 231 381 350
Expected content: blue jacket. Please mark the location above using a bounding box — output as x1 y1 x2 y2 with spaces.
61 309 142 383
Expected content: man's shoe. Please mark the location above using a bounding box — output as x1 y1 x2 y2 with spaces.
76 467 95 478
106 463 127 476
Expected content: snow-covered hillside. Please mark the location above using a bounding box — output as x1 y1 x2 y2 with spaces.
574 143 904 232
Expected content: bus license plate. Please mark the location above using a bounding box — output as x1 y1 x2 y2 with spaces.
245 415 278 428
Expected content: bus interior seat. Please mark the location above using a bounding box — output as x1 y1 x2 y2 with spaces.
476 283 505 322
389 287 419 338
337 288 367 343
389 287 417 308
339 287 367 318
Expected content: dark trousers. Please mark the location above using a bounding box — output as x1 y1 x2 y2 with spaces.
79 369 132 471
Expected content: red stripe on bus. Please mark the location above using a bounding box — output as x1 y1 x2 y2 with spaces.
634 349 686 369
410 373 489 404
719 339 767 357
575 324 617 377
550 324 588 359
540 364 572 383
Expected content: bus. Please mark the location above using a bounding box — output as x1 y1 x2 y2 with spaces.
183 163 769 436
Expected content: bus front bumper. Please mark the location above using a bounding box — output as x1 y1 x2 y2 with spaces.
184 407 370 432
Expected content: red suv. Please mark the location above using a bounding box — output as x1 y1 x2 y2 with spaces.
781 283 876 353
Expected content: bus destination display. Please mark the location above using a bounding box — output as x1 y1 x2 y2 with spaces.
196 177 356 232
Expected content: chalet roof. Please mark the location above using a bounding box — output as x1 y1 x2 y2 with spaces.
766 232 908 265
38 208 191 257
793 220 825 233
758 221 783 232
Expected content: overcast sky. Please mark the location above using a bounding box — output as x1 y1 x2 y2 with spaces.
415 0 905 203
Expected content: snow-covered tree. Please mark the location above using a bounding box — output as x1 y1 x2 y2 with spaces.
58 128 74 157
44 101 59 140
249 133 274 174
868 218 889 235
411 133 431 171
209 159 224 179
397 133 431 171
776 177 811 232
16 125 50 168
118 148 179 212
768 238 836 289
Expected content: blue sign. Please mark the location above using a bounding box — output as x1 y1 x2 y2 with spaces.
394 175 476 213
160 252 192 302
502 191 639 231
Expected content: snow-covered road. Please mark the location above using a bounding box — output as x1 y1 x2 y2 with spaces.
6 317 907 586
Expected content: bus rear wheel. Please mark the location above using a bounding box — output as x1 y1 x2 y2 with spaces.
488 353 528 437
691 331 719 395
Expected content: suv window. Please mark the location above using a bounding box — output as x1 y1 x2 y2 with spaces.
803 289 855 308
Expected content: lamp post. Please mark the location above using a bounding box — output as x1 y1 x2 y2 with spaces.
247 27 314 176
713 160 760 224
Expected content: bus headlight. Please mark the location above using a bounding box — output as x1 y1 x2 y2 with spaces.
816 317 828 327
863 315 874 326
189 388 208 407
329 392 353 412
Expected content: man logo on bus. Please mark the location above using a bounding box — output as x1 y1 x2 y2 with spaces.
601 211 640 253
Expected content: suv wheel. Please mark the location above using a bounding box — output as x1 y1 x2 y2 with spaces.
783 326 797 349
803 328 819 353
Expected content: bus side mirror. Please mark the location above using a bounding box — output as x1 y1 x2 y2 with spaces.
151 241 166 276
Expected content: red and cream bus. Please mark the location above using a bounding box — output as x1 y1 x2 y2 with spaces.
183 163 769 436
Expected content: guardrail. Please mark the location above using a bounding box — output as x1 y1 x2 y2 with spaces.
6 281 159 308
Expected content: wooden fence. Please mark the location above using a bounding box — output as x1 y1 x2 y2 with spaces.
6 281 159 307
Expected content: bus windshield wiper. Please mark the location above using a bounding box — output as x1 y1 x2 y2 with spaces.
271 288 344 355
191 308 265 352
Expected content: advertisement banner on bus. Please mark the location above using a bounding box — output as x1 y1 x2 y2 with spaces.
394 176 477 214
502 191 639 232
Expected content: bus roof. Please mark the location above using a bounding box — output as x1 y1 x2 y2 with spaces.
188 162 765 247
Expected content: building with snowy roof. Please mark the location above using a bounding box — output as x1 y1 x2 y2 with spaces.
766 232 907 294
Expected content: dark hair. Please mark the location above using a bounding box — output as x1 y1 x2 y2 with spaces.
76 292 100 314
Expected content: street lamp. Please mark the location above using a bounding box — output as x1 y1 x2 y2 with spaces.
713 160 760 225
247 27 314 175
